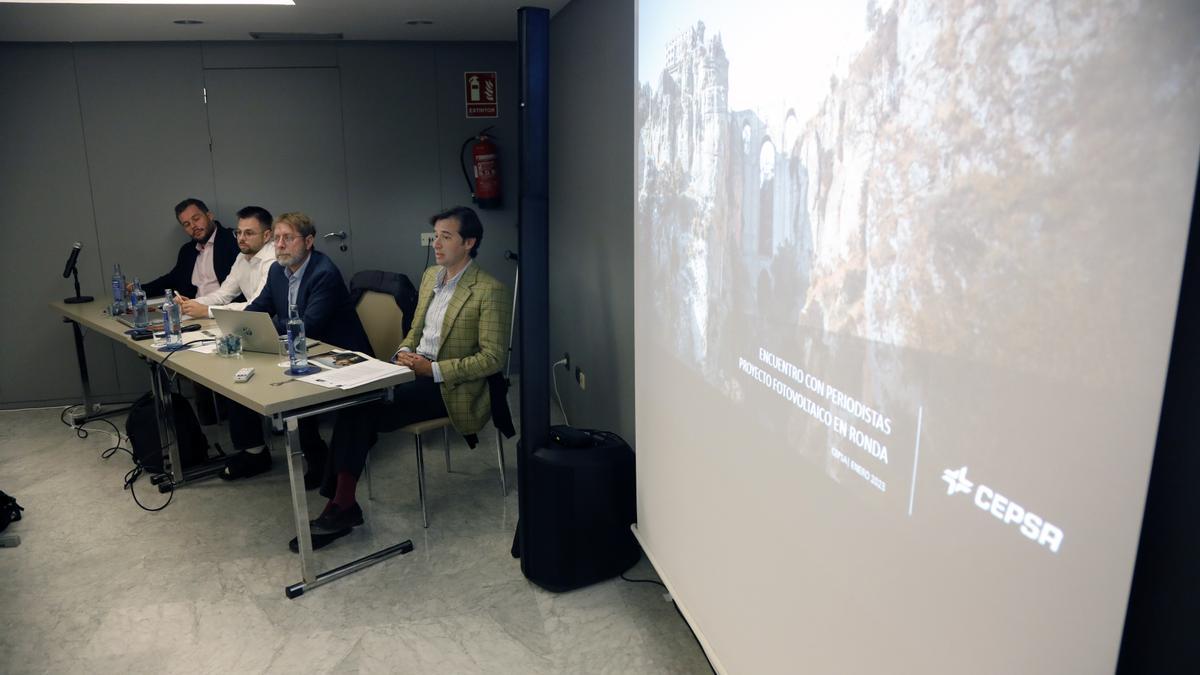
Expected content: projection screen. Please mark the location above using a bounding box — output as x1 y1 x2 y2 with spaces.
633 1 1200 673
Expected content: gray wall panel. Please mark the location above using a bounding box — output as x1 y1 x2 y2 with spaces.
201 42 338 69
74 43 217 396
0 44 123 406
204 66 354 275
337 43 443 283
548 0 635 440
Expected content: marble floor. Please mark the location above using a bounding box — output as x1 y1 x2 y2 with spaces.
0 402 712 674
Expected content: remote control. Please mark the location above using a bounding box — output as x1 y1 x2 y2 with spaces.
234 367 255 383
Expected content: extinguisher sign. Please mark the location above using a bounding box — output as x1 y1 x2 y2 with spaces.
464 72 498 118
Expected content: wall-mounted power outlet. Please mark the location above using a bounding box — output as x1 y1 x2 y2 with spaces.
575 366 586 390
420 232 436 247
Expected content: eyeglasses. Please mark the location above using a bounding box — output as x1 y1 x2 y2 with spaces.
236 229 264 238
273 233 303 245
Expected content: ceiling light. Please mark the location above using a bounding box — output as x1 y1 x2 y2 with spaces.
249 32 343 41
4 1 295 6
405 20 434 26
173 20 203 25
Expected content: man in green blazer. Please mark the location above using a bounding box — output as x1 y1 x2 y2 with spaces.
391 208 512 435
309 206 511 542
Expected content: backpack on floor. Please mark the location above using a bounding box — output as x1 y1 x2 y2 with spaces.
125 392 211 475
0 490 23 533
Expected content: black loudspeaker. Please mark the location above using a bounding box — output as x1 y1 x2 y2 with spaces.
517 428 640 592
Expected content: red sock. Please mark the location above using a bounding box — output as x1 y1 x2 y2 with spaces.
332 471 358 508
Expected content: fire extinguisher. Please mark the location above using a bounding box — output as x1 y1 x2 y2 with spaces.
461 127 501 209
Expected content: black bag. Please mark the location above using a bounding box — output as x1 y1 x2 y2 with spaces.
0 490 23 533
514 427 640 592
124 392 211 474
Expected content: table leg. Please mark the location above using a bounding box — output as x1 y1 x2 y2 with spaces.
148 362 186 485
283 416 315 586
70 318 97 414
285 539 414 599
66 318 131 423
279 393 415 599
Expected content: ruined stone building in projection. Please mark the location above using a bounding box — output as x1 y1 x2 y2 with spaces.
637 1 1193 400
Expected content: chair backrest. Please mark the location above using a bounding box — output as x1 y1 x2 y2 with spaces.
356 290 405 359
348 269 419 336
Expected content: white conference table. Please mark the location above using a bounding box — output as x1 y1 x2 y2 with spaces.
50 299 415 598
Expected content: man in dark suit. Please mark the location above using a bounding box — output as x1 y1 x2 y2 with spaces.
129 198 241 426
243 213 372 353
135 198 240 299
221 212 373 498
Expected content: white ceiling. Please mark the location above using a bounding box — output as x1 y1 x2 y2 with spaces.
0 0 572 42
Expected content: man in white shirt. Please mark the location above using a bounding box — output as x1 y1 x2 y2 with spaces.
176 206 276 318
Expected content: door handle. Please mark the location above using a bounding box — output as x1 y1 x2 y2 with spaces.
323 231 347 240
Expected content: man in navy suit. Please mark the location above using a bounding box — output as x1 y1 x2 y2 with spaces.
221 212 373 500
242 214 372 353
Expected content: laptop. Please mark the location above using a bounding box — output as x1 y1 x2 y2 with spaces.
113 296 169 329
211 309 285 354
115 313 163 330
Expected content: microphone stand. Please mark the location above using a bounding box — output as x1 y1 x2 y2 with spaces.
60 263 126 424
63 266 93 304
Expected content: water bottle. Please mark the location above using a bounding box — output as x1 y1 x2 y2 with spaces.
162 289 183 347
111 263 126 314
287 304 308 370
130 277 149 328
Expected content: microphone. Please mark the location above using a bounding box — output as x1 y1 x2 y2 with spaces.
62 241 94 304
62 242 82 279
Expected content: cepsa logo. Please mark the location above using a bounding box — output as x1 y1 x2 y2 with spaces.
941 467 1064 554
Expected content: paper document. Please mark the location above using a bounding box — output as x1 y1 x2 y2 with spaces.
146 329 216 349
311 350 369 369
182 331 213 344
297 354 411 390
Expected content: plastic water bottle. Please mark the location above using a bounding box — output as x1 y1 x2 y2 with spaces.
130 278 148 328
287 304 308 370
111 263 126 314
162 290 183 347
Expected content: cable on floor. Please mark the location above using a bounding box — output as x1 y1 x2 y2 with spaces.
60 403 176 512
619 572 667 588
618 570 716 674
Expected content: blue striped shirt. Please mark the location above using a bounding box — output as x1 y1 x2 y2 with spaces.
404 260 471 383
284 253 311 309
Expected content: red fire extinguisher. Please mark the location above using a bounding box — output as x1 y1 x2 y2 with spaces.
461 127 501 209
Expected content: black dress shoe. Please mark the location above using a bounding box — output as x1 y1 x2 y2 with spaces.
288 528 352 553
219 449 272 480
310 502 364 535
